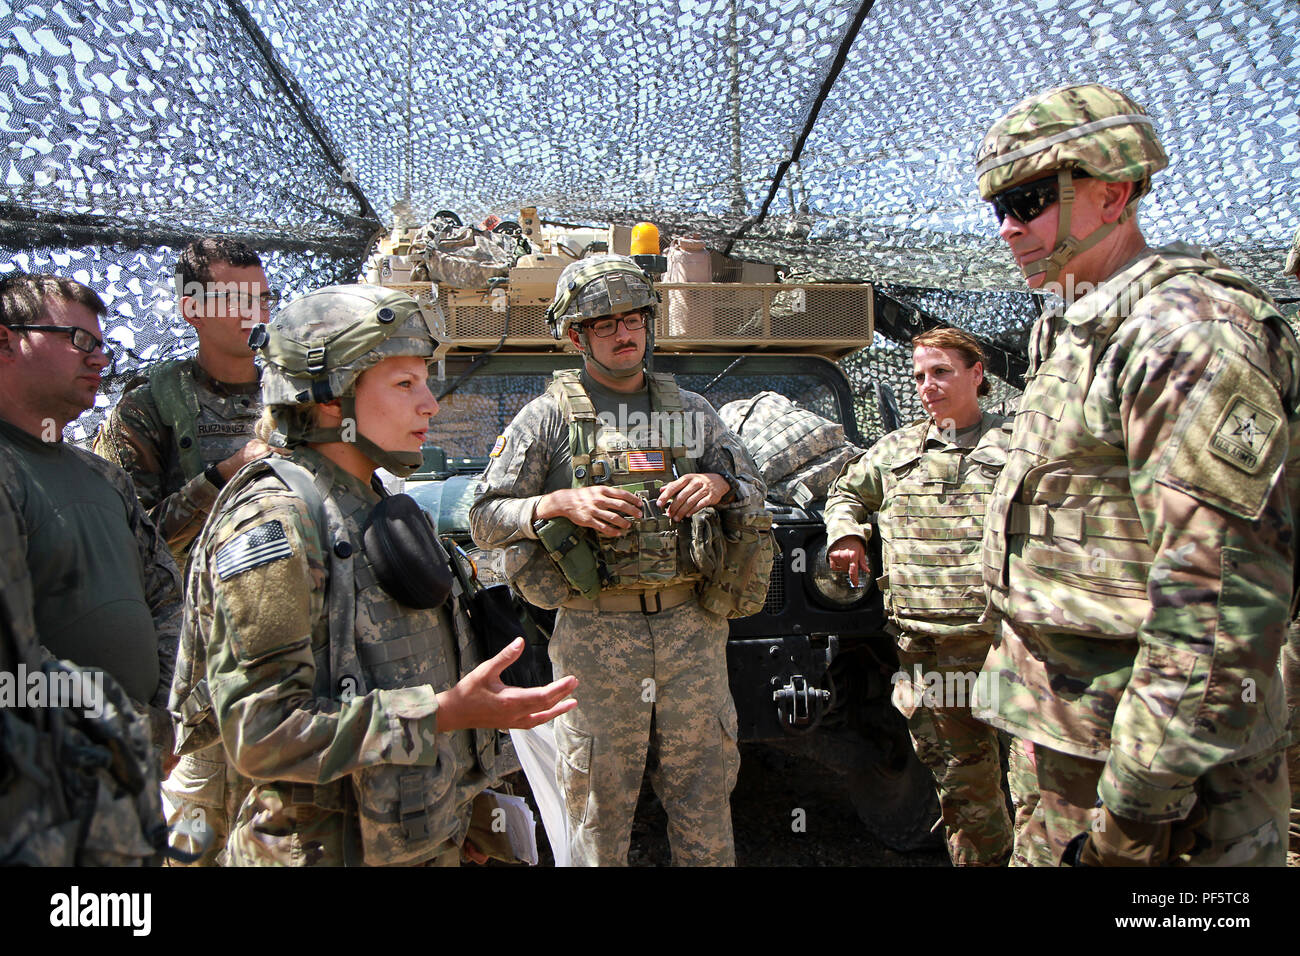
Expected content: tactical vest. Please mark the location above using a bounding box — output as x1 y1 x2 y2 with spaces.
551 369 705 591
147 359 260 480
984 245 1292 636
171 453 496 865
876 415 1009 638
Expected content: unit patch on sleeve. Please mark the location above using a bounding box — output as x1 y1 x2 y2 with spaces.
216 520 294 579
1207 395 1279 474
489 435 507 458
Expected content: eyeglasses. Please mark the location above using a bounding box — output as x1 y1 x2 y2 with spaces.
988 172 1089 225
581 312 648 337
5 324 113 360
201 290 282 314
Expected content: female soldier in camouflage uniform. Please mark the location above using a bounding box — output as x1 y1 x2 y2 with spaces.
174 284 576 865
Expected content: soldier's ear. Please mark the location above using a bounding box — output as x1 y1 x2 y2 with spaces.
0 323 16 361
314 399 343 429
567 326 586 353
180 294 203 330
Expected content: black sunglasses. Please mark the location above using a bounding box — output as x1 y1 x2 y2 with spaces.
6 323 114 360
989 172 1089 225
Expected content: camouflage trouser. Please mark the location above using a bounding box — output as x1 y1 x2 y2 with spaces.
549 599 740 866
1005 737 1048 867
895 638 1012 866
1015 741 1289 866
161 743 248 867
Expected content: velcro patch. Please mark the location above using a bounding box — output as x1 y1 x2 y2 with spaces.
489 435 506 458
1206 395 1279 474
627 450 665 471
216 520 293 579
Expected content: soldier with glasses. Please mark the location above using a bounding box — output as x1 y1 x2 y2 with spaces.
972 84 1298 866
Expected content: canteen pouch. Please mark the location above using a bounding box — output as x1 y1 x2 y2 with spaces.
535 517 603 600
699 511 775 619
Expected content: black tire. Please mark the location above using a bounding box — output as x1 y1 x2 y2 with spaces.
848 749 942 853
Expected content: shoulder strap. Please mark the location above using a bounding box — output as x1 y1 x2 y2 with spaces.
148 359 204 480
647 373 699 475
551 369 599 485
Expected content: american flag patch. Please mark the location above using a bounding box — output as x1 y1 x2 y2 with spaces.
215 520 293 580
627 450 665 472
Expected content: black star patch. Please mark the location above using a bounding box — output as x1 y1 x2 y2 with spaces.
1208 395 1279 473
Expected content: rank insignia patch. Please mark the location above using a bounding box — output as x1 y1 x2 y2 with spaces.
216 520 293 579
1207 395 1279 473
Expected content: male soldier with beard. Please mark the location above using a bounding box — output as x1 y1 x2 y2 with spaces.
470 255 771 866
973 84 1298 866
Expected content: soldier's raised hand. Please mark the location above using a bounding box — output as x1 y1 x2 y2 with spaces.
436 638 579 731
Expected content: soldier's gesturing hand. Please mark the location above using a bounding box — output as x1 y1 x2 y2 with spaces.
536 485 643 537
436 638 579 732
657 472 728 521
827 534 872 588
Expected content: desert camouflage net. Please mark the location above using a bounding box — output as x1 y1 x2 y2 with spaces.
1 0 1296 440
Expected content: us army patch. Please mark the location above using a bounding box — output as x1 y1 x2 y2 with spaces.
215 520 293 579
489 435 506 458
1207 395 1279 473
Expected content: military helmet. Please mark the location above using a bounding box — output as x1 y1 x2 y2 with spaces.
260 284 446 406
1285 224 1300 278
256 283 448 476
976 84 1168 201
545 254 658 340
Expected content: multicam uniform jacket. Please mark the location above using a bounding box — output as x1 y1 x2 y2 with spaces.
976 243 1300 822
94 358 261 568
824 412 1010 652
185 448 497 865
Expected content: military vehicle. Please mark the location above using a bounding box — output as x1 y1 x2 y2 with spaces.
366 210 940 850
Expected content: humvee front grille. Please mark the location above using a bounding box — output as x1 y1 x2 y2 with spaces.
762 551 785 615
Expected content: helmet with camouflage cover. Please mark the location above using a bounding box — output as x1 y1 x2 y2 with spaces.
255 283 448 476
1285 224 1300 278
545 254 659 379
975 84 1168 285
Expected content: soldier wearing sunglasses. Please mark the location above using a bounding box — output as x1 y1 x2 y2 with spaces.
0 272 182 763
93 236 279 866
971 84 1298 867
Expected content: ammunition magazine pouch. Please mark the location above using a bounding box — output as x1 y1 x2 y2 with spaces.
353 766 459 866
699 511 775 619
535 516 603 599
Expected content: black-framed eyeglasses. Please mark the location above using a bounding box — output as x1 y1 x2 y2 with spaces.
5 324 114 360
201 290 282 313
581 311 648 337
988 172 1089 225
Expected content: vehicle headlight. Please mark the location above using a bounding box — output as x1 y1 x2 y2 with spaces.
808 538 872 608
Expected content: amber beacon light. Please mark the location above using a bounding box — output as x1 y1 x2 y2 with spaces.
630 221 667 276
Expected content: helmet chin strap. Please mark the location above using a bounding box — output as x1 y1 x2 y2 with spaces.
1019 168 1128 289
578 330 644 381
301 394 425 478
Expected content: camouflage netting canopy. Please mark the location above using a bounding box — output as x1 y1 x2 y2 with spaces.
1 0 1297 439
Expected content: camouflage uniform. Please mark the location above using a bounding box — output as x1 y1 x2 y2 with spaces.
977 244 1299 866
93 358 261 570
94 357 260 866
469 373 765 866
825 413 1014 865
189 447 498 866
1284 223 1300 867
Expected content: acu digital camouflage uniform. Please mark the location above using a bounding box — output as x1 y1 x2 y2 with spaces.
469 371 767 866
976 247 1299 866
182 448 500 866
825 413 1014 865
94 356 261 866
